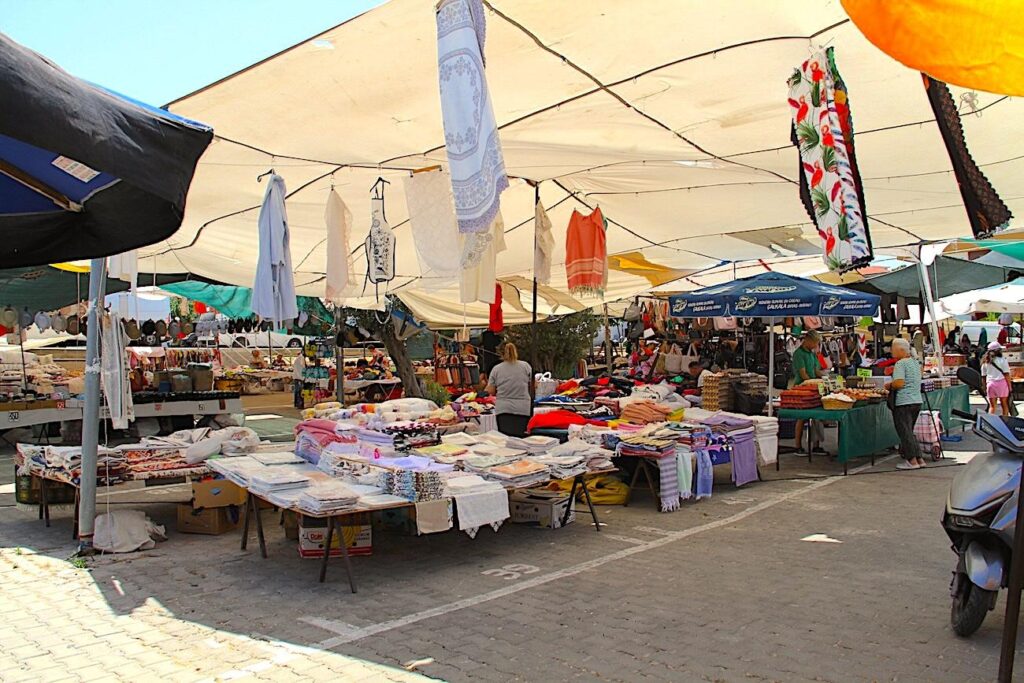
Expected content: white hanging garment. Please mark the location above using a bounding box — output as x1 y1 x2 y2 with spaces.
100 311 134 430
460 212 505 304
534 199 555 286
107 249 138 284
403 169 462 291
252 174 299 328
365 197 396 285
436 0 508 233
324 189 357 303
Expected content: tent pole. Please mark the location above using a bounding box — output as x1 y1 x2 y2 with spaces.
767 317 775 417
530 183 539 382
603 303 613 374
917 260 944 373
335 306 344 404
77 257 106 553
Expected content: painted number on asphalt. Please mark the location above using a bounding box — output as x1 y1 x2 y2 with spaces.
7 411 19 422
196 403 206 412
482 564 540 580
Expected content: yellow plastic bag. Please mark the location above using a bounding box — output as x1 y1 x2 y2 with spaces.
544 474 629 506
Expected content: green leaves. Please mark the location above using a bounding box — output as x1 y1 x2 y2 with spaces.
837 214 850 241
811 187 831 218
821 144 837 172
787 68 802 89
796 122 819 152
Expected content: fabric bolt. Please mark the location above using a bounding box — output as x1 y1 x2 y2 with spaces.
788 47 871 271
922 74 1012 238
403 169 462 289
695 449 713 499
534 198 555 285
565 207 607 297
460 213 505 304
325 189 357 303
436 0 508 234
415 498 454 534
657 454 680 512
365 196 396 288
252 173 298 328
100 311 134 430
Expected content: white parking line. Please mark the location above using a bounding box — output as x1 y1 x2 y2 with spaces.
310 455 894 648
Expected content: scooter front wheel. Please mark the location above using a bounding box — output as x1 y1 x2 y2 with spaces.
951 579 995 637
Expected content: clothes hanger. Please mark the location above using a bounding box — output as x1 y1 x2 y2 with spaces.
257 168 275 183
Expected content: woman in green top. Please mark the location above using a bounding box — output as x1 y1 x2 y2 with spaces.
885 338 926 470
791 330 824 454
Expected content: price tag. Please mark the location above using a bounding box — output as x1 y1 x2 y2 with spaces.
856 368 872 378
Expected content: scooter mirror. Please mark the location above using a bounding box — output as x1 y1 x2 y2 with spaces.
956 366 985 397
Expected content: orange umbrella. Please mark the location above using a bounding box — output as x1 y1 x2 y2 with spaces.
842 0 1024 96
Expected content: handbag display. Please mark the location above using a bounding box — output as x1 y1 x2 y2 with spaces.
623 302 641 322
663 344 685 374
714 316 737 331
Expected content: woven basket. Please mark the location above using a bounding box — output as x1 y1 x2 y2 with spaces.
821 397 854 411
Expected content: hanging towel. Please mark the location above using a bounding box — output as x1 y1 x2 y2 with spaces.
657 455 680 512
454 488 509 531
365 196 396 286
730 431 759 487
565 207 607 297
436 0 508 234
403 169 462 290
100 311 134 430
677 447 693 501
325 189 356 303
415 499 453 535
922 74 1012 238
788 47 872 272
460 213 505 304
489 283 503 332
534 199 555 285
252 173 298 328
695 449 713 500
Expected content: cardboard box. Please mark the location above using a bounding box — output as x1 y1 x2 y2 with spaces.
176 503 241 535
192 479 248 509
298 515 372 558
509 490 575 529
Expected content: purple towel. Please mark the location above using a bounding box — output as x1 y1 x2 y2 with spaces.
730 432 759 487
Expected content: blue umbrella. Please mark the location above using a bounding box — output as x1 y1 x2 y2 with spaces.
669 272 879 416
0 33 213 266
0 33 213 553
669 271 880 319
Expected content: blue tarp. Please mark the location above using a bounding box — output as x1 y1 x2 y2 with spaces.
669 271 880 319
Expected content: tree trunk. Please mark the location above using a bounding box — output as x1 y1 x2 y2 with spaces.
379 319 424 399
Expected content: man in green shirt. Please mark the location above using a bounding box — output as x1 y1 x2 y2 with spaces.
791 330 824 454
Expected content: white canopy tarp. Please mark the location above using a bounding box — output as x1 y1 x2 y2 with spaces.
141 0 1024 325
940 278 1024 316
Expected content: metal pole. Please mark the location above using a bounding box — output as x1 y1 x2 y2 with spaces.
998 481 1024 682
530 183 540 385
335 306 344 404
917 260 944 373
767 317 775 417
603 303 613 375
77 257 106 552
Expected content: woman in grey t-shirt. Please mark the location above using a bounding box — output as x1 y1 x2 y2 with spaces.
485 342 533 437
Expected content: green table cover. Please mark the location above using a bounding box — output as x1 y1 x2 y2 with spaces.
777 385 969 462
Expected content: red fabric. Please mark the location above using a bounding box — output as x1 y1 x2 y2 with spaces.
194 302 208 314
596 377 610 386
488 284 503 332
527 410 590 432
999 326 1009 345
556 380 579 393
938 328 946 346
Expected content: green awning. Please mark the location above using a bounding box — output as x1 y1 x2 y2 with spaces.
848 256 1010 302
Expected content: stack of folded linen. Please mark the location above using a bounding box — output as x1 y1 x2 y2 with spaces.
414 443 470 464
462 453 519 476
445 473 503 495
529 454 587 479
504 434 559 454
619 399 672 425
298 481 361 514
249 467 312 497
440 431 480 446
207 455 266 487
486 459 552 488
615 434 676 459
250 451 304 466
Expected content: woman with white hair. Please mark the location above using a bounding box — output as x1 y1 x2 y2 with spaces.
885 337 926 470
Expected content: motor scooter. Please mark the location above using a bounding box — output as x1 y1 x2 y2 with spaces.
943 367 1024 636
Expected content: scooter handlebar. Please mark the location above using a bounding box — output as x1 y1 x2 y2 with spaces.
952 409 974 421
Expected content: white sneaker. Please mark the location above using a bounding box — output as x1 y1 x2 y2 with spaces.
896 461 921 471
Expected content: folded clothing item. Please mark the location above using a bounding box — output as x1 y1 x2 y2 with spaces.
527 409 592 433
298 481 361 514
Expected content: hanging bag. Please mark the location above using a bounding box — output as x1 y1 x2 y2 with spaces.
663 344 685 374
623 301 641 322
714 316 737 331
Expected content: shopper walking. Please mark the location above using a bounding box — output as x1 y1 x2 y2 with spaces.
982 341 1012 416
886 338 926 470
486 342 533 437
292 353 305 410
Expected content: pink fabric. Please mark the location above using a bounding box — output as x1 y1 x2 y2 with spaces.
988 377 1010 399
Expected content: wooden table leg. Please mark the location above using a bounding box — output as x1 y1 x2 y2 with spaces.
640 459 660 509
39 476 50 528
319 516 335 584
254 497 268 559
623 461 643 507
337 517 357 594
240 493 252 551
72 487 80 540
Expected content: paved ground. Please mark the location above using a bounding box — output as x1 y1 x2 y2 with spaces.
2 396 1022 681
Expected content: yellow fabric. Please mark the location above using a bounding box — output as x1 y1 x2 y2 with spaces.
51 262 91 273
842 0 1024 96
607 252 694 287
545 474 629 505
